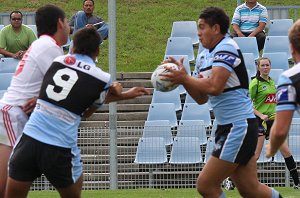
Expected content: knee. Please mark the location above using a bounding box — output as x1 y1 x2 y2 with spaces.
196 175 210 196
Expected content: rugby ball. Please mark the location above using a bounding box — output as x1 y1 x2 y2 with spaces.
151 63 179 92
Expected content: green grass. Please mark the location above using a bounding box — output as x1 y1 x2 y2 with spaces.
27 188 300 198
1 1 299 72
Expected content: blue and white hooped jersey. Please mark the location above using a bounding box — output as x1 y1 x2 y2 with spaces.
23 54 112 148
193 37 254 124
276 62 300 113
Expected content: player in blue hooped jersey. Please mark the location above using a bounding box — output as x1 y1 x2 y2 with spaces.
266 20 300 163
5 27 150 198
161 7 282 198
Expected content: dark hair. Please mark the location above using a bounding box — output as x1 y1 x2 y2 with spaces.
35 4 66 37
199 7 229 35
73 28 101 57
255 57 271 77
83 0 94 5
10 11 23 19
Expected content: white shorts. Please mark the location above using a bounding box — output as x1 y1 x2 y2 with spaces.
0 103 28 146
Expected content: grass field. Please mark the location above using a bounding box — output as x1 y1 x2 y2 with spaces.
27 188 300 198
0 1 300 72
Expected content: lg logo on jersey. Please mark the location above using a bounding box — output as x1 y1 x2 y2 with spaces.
64 56 91 71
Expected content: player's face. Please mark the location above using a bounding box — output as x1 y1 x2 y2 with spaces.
258 59 271 76
197 19 216 49
83 0 94 15
10 13 22 29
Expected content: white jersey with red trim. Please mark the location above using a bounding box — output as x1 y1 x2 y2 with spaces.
0 35 63 106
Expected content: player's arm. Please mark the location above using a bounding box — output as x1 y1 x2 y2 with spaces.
21 96 37 114
266 110 293 157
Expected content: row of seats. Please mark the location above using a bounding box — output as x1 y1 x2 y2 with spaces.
0 57 19 98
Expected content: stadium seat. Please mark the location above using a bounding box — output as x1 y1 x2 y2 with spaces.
242 53 257 78
26 24 37 37
151 88 182 111
267 19 293 36
0 57 20 73
177 120 207 145
0 24 4 30
204 137 215 163
165 37 195 62
147 103 177 127
164 55 191 94
134 137 168 164
288 136 300 162
257 140 273 163
263 36 292 59
0 73 13 90
289 118 300 136
169 137 202 164
170 21 199 45
233 37 260 60
262 52 289 71
185 93 197 104
181 103 211 126
142 120 173 145
269 69 284 85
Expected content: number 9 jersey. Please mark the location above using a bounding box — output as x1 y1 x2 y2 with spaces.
23 54 112 148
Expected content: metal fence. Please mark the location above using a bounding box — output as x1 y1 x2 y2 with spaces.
31 123 300 191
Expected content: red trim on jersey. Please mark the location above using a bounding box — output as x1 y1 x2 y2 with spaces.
40 34 60 46
1 105 16 145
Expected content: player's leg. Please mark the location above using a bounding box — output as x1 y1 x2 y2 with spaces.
197 156 238 197
254 126 266 160
0 144 12 198
5 177 32 198
279 140 300 188
231 155 281 198
56 174 83 198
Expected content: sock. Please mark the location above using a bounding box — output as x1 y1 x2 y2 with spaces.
285 155 300 185
271 188 282 198
219 191 226 198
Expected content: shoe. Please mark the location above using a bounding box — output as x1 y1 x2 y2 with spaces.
224 177 235 191
293 184 299 189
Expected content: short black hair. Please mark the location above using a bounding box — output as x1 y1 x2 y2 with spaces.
10 11 23 19
83 0 94 5
199 7 229 35
35 4 66 37
73 28 101 57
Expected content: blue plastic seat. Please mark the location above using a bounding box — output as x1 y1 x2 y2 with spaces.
0 58 20 73
268 19 293 36
181 103 211 126
233 37 260 60
0 73 13 90
262 52 289 71
165 37 194 62
143 120 173 145
269 69 284 85
151 87 182 111
170 21 199 45
177 120 207 145
147 103 177 127
169 137 202 164
134 137 168 164
263 36 292 59
242 53 257 78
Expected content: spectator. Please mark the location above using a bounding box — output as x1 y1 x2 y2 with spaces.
249 57 299 189
69 0 108 41
0 5 69 197
231 0 268 51
267 19 300 174
0 11 37 59
161 7 282 198
5 27 149 198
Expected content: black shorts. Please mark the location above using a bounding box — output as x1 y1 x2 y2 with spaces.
9 134 82 188
212 118 258 165
256 117 274 139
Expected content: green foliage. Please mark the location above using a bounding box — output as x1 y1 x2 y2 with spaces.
1 0 299 72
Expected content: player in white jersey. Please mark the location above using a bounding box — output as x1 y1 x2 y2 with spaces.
161 7 282 198
267 19 300 181
0 5 70 198
5 27 149 198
